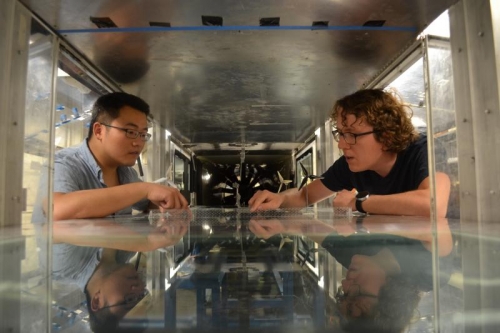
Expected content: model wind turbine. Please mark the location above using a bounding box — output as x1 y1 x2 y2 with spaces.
298 161 324 206
277 171 292 193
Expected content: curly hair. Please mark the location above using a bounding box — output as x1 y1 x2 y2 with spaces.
340 275 422 333
331 89 419 153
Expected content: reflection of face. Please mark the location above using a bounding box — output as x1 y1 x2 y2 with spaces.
336 113 387 174
100 264 146 317
339 254 386 318
100 106 148 167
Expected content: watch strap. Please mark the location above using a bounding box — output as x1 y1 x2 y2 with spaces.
355 199 367 214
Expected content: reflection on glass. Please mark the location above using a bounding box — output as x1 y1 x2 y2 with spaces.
248 211 454 332
22 18 55 332
174 154 185 191
43 214 188 332
296 150 313 187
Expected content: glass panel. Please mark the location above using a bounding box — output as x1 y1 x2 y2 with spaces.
174 154 186 191
175 152 192 204
23 29 107 333
22 18 55 332
296 150 313 188
386 57 427 130
427 37 461 332
47 208 463 332
383 36 461 333
54 74 97 150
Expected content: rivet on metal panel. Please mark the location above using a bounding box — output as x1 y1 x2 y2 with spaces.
485 109 491 114
490 190 497 195
12 121 17 126
458 47 462 53
462 118 467 122
478 31 484 37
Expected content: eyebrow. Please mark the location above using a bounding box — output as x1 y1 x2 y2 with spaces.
122 123 148 131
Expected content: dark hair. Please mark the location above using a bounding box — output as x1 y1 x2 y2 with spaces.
331 89 418 153
340 275 422 333
84 288 120 333
88 92 150 138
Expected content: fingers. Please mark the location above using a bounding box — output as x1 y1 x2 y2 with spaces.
249 190 280 212
249 190 269 211
248 220 271 239
149 184 190 209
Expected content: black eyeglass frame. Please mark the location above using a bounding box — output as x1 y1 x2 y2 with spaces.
335 285 378 304
331 130 378 145
100 123 152 141
97 289 150 312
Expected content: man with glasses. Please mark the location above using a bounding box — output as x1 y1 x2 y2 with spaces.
32 92 188 224
250 89 450 217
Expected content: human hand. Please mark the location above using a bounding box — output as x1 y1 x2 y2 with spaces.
248 190 284 212
147 183 189 210
248 219 287 239
332 189 356 210
146 218 189 250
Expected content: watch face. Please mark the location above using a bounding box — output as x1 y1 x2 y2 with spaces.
356 191 370 200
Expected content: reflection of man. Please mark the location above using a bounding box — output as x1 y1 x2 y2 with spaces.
250 89 450 217
32 92 188 224
50 216 189 333
249 215 454 333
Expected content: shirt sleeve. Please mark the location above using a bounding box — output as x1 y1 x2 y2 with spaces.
53 158 84 193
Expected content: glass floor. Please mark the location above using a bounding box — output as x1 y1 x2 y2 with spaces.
6 207 500 332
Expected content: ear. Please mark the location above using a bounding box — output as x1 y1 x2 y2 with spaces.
91 290 102 312
93 122 104 140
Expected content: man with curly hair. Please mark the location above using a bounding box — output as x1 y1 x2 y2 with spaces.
249 89 450 217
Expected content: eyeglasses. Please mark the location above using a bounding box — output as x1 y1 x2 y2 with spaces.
335 285 378 303
101 123 152 141
98 289 149 311
332 130 377 145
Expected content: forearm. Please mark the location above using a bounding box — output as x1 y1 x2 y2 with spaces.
281 180 333 208
361 173 450 217
280 188 307 208
361 190 434 216
52 182 150 220
52 220 153 251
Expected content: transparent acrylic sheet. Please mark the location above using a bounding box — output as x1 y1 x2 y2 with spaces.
21 19 57 333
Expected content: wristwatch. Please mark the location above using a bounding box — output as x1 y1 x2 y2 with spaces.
355 191 370 214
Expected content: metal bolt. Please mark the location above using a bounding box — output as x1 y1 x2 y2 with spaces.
478 31 484 37
490 190 497 195
485 109 491 114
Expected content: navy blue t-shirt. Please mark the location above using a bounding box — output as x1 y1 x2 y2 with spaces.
321 232 453 291
320 135 429 195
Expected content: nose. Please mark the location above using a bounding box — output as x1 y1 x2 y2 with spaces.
337 136 350 150
341 278 353 292
132 137 144 147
